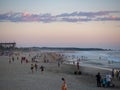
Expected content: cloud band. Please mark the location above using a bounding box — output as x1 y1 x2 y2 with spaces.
0 11 120 23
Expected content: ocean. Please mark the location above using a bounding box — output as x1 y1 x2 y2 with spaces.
62 51 120 69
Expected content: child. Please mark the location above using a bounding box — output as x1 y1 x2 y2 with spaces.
61 78 67 90
101 78 107 87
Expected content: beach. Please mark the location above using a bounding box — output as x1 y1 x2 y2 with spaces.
0 51 120 90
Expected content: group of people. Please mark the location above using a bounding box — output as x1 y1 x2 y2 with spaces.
21 56 29 64
8 51 28 64
9 53 20 64
112 69 120 80
30 63 45 74
96 72 114 88
9 56 14 63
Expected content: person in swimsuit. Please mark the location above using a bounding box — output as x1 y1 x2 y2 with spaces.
61 78 67 90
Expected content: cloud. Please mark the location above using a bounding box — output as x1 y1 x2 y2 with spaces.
0 11 120 23
22 12 32 17
61 17 91 22
56 11 120 17
95 16 120 21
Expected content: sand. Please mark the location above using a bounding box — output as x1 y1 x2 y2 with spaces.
0 51 120 90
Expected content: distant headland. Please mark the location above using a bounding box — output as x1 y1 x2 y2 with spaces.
0 42 113 51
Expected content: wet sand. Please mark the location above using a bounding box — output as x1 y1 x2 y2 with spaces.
0 52 120 90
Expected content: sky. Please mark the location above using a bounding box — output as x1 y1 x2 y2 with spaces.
0 0 120 49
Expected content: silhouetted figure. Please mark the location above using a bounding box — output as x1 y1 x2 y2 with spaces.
96 72 101 87
111 69 114 78
26 59 28 63
12 57 14 62
40 65 45 73
118 71 120 80
31 64 34 73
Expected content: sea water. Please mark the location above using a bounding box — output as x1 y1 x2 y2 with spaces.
62 51 120 69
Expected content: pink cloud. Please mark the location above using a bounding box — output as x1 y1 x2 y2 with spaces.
22 12 31 17
110 15 117 19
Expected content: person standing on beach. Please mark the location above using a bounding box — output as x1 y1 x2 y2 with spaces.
77 61 80 70
118 71 120 80
58 61 60 67
9 56 11 64
106 73 112 87
31 64 34 73
40 65 45 73
115 70 119 79
111 69 115 78
96 72 101 87
61 78 67 90
34 63 38 71
17 56 19 60
12 56 14 62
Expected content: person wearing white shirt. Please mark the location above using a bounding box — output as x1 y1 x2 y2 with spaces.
106 74 112 87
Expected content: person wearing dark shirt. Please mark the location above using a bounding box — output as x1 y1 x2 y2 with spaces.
96 72 101 87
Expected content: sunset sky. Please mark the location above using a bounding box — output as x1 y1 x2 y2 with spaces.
0 0 120 49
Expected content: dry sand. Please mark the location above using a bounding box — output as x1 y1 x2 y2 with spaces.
0 52 120 90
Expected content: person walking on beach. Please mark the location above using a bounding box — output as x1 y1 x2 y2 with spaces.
96 72 101 87
61 78 67 90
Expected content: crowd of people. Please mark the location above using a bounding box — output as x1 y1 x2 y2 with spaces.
3 51 120 89
2 51 68 90
8 52 48 74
